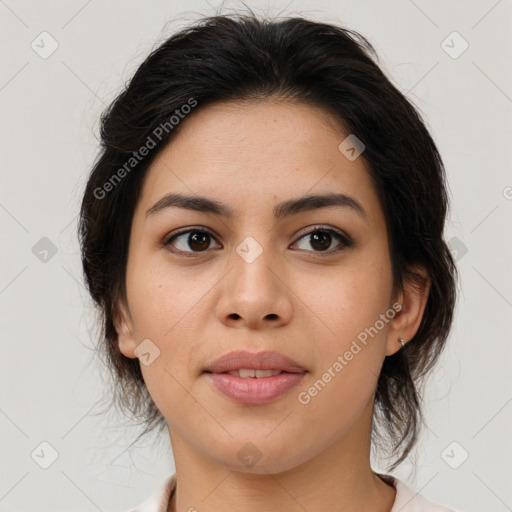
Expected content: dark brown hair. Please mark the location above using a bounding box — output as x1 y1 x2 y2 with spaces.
78 12 457 471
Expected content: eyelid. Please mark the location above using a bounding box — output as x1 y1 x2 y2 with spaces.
164 225 217 242
292 224 351 244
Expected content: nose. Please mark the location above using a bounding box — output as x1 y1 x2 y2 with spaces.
215 242 293 330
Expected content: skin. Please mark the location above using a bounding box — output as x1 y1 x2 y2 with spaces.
114 99 430 512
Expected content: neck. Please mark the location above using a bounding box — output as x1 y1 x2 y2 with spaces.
167 402 396 512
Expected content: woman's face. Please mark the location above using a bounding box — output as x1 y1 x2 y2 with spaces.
115 99 408 473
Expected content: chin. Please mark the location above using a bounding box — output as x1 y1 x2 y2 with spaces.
210 440 314 476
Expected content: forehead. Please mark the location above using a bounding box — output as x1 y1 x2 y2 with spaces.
135 100 383 228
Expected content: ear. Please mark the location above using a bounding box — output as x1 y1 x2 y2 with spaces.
385 265 430 356
113 299 138 359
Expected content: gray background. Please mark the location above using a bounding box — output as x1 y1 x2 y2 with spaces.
1 0 511 511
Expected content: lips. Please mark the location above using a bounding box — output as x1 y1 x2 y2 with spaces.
203 350 307 374
203 350 307 405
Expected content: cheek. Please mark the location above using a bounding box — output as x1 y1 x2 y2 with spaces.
294 252 393 399
125 254 221 405
293 274 388 437
298 254 392 343
126 249 210 341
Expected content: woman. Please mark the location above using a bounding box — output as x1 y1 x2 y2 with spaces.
78 12 460 512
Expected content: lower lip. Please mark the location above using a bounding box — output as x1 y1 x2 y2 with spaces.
206 372 306 405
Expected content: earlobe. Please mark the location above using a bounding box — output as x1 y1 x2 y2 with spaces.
385 266 431 357
113 301 138 359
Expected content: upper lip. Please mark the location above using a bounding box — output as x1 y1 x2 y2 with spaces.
204 350 307 374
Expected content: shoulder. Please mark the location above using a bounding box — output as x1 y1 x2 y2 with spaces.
127 474 176 512
380 474 462 512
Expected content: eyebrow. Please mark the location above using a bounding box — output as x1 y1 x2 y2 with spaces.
145 192 367 222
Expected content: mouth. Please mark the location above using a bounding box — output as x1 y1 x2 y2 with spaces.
203 350 307 405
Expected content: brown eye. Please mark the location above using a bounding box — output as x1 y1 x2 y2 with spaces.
164 229 221 254
292 226 352 254
309 231 332 251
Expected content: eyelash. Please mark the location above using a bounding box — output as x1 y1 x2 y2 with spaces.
162 225 353 258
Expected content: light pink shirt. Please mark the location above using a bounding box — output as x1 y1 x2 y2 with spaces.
129 473 460 511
